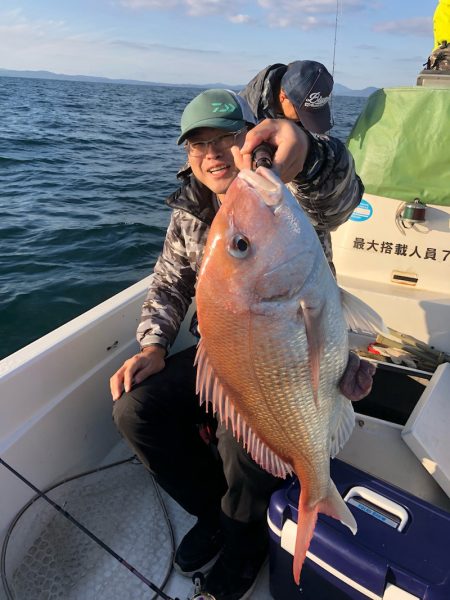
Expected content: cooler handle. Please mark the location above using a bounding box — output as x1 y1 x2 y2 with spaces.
344 486 409 532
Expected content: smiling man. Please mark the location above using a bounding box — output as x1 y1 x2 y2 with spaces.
110 89 372 600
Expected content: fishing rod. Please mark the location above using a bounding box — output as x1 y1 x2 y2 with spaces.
252 142 275 170
0 457 180 600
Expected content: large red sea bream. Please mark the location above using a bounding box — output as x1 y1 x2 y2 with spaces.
195 168 382 584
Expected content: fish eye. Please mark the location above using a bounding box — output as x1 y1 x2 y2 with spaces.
229 234 250 258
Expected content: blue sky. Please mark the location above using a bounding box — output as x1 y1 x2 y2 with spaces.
0 0 439 89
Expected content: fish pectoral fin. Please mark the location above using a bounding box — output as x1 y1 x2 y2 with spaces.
329 395 355 458
195 340 293 479
300 301 325 408
340 288 387 335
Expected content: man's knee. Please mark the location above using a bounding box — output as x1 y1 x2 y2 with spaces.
112 392 140 437
112 379 175 440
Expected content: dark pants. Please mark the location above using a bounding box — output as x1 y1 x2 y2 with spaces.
112 345 280 524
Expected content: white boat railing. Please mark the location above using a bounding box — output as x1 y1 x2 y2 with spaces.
0 276 155 549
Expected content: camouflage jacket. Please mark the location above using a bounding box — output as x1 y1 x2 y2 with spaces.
239 63 287 121
137 133 363 351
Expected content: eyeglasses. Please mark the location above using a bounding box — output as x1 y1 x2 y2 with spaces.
185 128 247 157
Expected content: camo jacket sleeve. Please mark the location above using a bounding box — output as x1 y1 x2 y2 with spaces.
288 132 363 232
136 209 207 351
287 132 364 275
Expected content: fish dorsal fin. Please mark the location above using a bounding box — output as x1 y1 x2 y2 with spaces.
340 288 387 335
195 340 293 479
329 395 355 458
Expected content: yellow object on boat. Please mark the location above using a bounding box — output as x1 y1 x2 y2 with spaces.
433 0 450 49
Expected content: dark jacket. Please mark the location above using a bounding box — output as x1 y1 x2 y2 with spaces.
136 134 364 351
239 64 287 121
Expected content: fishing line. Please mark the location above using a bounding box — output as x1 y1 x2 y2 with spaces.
302 0 341 230
0 456 179 600
330 0 340 127
331 0 340 80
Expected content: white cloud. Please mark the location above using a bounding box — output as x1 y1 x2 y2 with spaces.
258 0 364 15
0 8 256 84
228 13 253 24
0 9 67 38
119 0 179 8
0 2 435 89
259 0 366 31
109 39 220 55
119 0 365 28
373 17 432 37
120 0 240 16
186 0 230 17
267 14 329 30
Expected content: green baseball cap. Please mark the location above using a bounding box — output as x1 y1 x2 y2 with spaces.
177 89 256 145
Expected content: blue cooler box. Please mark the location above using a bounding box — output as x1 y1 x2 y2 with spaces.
268 459 450 600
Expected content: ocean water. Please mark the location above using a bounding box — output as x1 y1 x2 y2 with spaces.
0 77 367 359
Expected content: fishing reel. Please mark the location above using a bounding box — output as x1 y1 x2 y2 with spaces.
252 142 276 170
395 197 427 235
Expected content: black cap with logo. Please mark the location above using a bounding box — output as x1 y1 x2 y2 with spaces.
281 60 333 133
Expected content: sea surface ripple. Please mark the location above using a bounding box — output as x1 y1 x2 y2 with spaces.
0 76 367 359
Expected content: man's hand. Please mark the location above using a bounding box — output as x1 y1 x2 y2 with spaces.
110 345 166 401
231 119 310 183
339 352 376 402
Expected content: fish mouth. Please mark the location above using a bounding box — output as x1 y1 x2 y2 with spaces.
238 168 283 209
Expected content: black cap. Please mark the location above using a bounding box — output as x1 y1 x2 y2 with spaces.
281 60 333 133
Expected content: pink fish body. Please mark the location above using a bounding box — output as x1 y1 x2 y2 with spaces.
195 168 359 584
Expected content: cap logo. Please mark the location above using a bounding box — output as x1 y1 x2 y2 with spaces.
304 91 330 109
211 102 235 113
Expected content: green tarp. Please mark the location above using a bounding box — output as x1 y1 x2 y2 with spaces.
346 87 450 206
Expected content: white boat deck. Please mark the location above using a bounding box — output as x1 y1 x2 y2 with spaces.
1 440 273 600
2 261 450 599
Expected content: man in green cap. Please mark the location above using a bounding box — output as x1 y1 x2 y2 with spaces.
110 88 372 600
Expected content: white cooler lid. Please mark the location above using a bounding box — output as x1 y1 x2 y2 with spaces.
402 362 450 498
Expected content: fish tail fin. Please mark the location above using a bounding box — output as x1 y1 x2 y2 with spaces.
293 481 357 585
320 479 357 535
293 499 318 585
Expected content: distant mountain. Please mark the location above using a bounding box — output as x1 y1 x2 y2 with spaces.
0 68 377 96
0 68 236 89
333 83 378 97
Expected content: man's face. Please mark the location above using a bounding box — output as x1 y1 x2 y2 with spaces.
281 98 300 120
279 89 300 121
186 127 246 198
